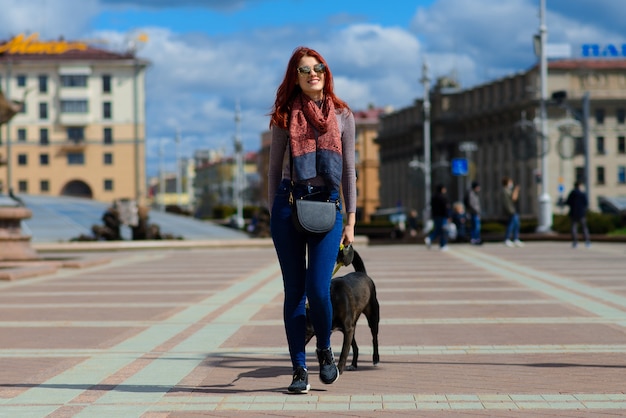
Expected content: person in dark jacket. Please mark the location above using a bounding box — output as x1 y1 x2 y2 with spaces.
565 181 591 248
465 181 482 245
424 184 450 251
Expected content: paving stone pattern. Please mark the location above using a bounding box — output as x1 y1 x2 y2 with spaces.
1 243 626 417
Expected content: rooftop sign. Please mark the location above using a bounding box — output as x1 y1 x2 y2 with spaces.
0 33 88 55
582 44 626 58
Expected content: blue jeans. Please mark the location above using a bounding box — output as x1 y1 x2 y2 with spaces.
270 179 343 370
428 216 448 247
470 214 481 242
504 213 520 241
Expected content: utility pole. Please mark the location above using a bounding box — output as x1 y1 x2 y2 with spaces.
159 138 165 212
5 61 13 195
175 127 182 207
537 0 553 232
420 61 432 229
582 92 591 205
233 101 244 229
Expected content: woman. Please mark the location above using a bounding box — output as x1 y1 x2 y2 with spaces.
268 46 356 394
501 176 523 247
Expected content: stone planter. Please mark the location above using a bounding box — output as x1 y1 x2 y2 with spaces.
0 204 38 261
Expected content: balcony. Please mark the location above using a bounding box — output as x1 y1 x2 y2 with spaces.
59 139 87 151
59 113 92 125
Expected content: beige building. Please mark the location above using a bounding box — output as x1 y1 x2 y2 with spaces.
377 59 626 219
0 33 148 203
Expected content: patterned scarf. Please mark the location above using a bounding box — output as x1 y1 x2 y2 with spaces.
289 93 342 191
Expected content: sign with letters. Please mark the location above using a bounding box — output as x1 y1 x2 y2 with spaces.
581 44 626 58
0 33 88 55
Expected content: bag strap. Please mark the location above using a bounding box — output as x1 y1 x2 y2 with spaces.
288 144 295 205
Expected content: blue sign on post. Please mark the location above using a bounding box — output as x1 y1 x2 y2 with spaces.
451 158 468 176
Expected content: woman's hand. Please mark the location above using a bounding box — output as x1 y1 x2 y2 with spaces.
342 212 356 246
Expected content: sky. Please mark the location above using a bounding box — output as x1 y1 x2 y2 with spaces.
1 0 625 178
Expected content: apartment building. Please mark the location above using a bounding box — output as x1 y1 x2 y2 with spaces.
0 33 148 203
377 59 626 218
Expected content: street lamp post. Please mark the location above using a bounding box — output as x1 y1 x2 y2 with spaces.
582 92 591 202
536 0 553 232
552 90 591 203
175 128 182 207
233 101 244 229
420 61 432 229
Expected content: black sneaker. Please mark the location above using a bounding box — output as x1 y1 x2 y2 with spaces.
316 347 339 384
287 367 310 394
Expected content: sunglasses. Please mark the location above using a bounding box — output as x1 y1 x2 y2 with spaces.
297 63 326 76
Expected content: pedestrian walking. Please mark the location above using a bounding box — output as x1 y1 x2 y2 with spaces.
268 46 356 394
424 184 450 251
501 176 524 247
465 181 482 245
565 181 591 248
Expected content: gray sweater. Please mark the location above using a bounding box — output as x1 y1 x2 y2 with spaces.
268 109 356 214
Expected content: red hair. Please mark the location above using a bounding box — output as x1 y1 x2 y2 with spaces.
269 46 350 129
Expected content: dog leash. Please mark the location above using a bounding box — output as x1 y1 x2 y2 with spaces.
332 243 353 276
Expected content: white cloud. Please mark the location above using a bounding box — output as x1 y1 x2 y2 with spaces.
3 0 624 178
0 0 99 39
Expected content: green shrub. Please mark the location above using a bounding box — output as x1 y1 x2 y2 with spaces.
553 212 620 234
212 205 236 219
481 221 505 234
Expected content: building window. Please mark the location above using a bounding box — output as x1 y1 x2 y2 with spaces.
104 179 114 191
619 136 626 154
102 74 111 93
17 154 27 166
103 102 112 119
619 166 626 185
17 128 27 142
60 75 87 87
596 166 605 185
16 74 26 87
618 108 626 125
67 152 85 165
38 75 48 93
39 102 48 119
596 136 605 154
67 127 85 142
103 127 113 144
40 128 49 145
18 180 28 193
103 153 113 165
40 180 50 193
575 166 585 184
595 108 605 124
40 154 49 165
60 99 88 113
19 102 26 113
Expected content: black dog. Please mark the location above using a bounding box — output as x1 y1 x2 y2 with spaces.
305 247 380 374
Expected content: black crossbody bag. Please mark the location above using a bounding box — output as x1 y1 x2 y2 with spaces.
289 149 338 235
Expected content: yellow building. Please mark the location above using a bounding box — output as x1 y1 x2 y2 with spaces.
0 33 148 203
354 106 386 222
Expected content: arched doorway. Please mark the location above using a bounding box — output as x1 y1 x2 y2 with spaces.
60 180 93 198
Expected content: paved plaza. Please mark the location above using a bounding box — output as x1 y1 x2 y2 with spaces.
1 241 626 417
